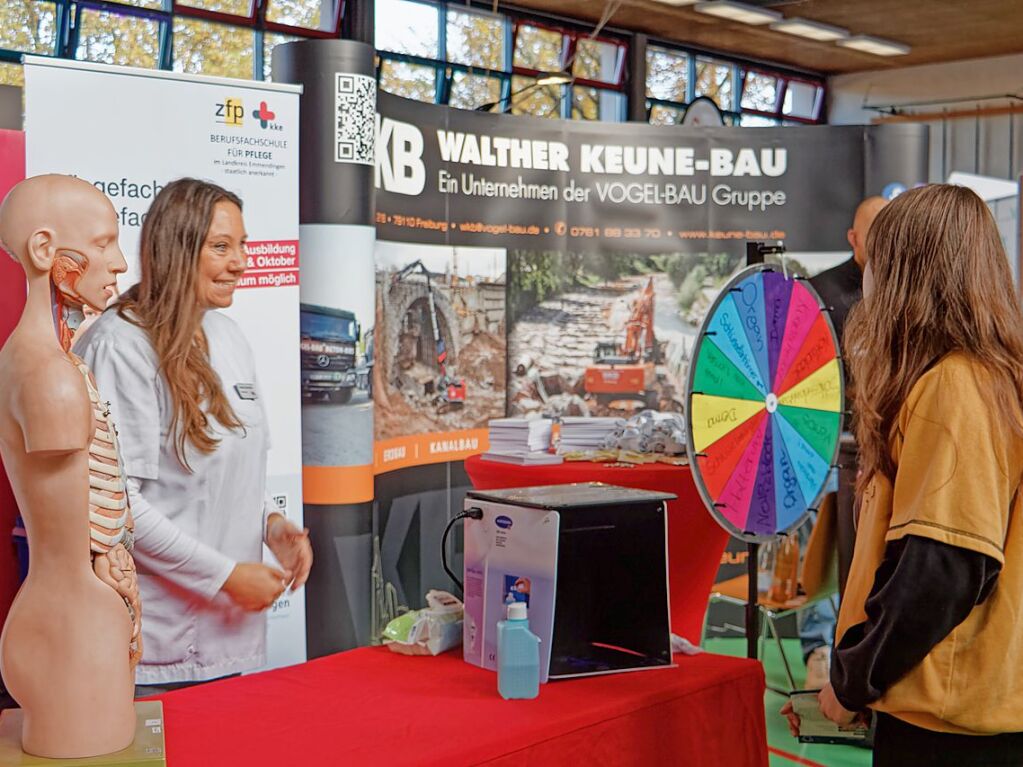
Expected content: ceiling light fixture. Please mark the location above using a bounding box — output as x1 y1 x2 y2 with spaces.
650 0 699 6
837 34 910 56
770 17 849 42
694 1 782 25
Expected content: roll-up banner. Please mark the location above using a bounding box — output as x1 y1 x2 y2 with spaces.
280 38 927 654
24 57 306 670
273 40 379 655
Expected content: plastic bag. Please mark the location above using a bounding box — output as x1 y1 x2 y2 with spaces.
602 410 688 455
383 590 464 656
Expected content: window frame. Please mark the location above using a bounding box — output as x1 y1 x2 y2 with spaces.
0 0 825 125
642 37 825 126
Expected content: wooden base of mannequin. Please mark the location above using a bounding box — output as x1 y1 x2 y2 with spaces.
0 701 165 766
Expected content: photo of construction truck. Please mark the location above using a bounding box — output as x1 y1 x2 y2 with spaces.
300 303 359 404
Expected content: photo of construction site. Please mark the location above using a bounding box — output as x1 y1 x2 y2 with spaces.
507 250 748 418
374 242 507 442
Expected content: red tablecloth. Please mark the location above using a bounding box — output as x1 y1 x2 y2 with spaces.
464 455 728 643
156 647 767 766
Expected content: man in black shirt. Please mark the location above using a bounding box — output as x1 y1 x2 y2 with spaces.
811 196 888 341
799 195 888 689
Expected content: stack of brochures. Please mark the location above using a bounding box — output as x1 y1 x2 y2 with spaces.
557 417 624 454
482 419 561 465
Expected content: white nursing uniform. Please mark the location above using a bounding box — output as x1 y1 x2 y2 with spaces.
75 309 274 684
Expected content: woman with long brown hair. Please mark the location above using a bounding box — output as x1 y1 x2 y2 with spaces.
795 184 1023 764
75 178 312 692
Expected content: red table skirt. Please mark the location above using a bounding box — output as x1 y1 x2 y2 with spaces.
464 454 729 643
157 647 767 766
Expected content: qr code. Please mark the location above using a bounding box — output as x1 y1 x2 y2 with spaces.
335 73 375 166
272 494 288 514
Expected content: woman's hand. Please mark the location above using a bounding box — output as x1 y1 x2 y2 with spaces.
222 562 292 611
779 700 801 738
818 683 857 726
266 513 313 591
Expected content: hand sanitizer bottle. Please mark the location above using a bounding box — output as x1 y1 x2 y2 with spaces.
497 602 540 700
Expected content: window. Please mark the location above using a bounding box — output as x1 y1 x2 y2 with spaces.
375 0 439 58
174 17 254 80
572 85 624 121
739 114 780 127
741 71 778 113
645 40 823 126
0 0 344 83
374 7 626 122
649 103 683 125
175 0 254 17
265 0 339 31
513 24 564 72
0 62 24 87
77 9 161 69
107 0 164 9
573 38 621 84
1 1 59 56
510 75 562 119
695 57 733 111
646 45 688 102
447 9 504 69
784 80 821 119
572 86 597 120
379 59 436 103
449 71 501 110
263 32 299 80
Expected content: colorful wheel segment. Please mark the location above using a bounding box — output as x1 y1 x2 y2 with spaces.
686 265 844 542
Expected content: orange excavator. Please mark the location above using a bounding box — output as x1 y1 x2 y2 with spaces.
584 278 665 410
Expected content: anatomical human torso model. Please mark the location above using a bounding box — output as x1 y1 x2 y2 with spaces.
0 175 141 758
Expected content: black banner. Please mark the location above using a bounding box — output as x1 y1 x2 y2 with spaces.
376 92 927 254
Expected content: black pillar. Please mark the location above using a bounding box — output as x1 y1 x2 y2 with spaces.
628 32 648 123
344 0 375 47
272 39 376 226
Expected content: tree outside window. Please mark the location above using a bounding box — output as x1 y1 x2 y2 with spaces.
0 1 59 56
695 57 732 110
646 46 688 102
379 59 436 103
77 10 161 69
174 17 254 80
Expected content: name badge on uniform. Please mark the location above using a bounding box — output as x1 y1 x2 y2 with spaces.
235 383 258 400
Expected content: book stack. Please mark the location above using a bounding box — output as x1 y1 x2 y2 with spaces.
556 417 625 454
482 418 561 465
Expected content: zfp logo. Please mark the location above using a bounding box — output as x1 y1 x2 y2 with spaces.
495 515 514 530
215 97 244 127
252 101 283 131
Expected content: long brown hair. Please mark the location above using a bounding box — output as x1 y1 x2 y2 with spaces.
844 183 1023 491
119 178 244 470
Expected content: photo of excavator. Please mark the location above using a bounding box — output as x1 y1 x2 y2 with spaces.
374 242 506 442
583 277 683 414
390 259 467 414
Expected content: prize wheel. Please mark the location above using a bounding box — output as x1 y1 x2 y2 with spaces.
685 264 844 542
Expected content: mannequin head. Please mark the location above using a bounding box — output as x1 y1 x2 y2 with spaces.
0 175 127 312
